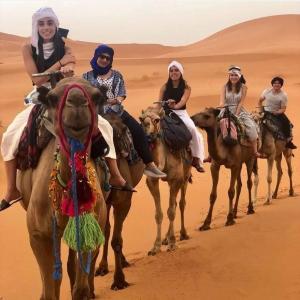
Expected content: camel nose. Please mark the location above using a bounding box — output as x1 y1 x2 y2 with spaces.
66 87 87 107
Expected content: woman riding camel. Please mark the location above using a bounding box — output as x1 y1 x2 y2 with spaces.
0 8 130 212
0 7 76 211
158 60 205 172
219 65 263 158
258 76 297 149
83 44 167 179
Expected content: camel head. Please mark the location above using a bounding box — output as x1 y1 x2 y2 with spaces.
139 107 164 137
191 108 220 130
38 77 106 146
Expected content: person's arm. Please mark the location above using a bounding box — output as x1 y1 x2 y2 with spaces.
22 43 75 87
108 72 126 105
172 86 191 110
235 85 247 115
219 85 226 107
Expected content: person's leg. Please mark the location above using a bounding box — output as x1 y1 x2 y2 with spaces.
279 114 297 149
105 158 125 187
121 111 166 178
173 110 205 172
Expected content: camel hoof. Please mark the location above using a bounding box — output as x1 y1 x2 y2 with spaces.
247 208 255 215
199 224 211 231
289 190 294 196
111 280 129 291
272 193 277 199
162 238 168 246
167 244 177 252
148 248 161 256
180 233 190 241
89 292 96 299
225 219 235 226
95 266 109 277
264 201 271 206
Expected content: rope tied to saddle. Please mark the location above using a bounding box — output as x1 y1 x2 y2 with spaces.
49 83 105 280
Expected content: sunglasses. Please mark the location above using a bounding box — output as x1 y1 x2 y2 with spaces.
99 54 111 61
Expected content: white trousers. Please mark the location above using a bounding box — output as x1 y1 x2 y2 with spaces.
1 104 116 161
172 109 205 162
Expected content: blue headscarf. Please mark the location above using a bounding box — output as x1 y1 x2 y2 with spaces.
90 44 114 77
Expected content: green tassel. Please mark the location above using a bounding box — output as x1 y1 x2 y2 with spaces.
63 213 105 252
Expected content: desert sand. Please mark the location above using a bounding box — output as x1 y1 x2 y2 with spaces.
0 14 300 299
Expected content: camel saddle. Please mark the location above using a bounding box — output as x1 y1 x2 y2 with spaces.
261 112 286 141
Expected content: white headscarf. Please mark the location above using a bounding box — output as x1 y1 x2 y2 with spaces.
168 60 184 75
228 65 242 78
31 7 59 55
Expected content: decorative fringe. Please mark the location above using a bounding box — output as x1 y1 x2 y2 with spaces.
63 213 105 252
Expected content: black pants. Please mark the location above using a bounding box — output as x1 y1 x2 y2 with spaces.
274 113 292 138
121 110 153 164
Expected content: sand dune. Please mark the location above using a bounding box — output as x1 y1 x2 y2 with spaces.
1 14 300 300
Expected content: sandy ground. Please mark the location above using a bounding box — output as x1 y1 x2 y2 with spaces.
0 15 300 300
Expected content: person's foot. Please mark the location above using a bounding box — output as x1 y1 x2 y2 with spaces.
192 158 205 173
203 156 212 163
0 196 22 212
286 141 297 149
109 175 136 192
144 164 167 178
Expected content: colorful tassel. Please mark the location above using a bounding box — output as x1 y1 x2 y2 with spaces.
63 213 105 252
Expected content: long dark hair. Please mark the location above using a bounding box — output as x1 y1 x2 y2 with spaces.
163 75 188 100
226 75 246 94
35 29 65 72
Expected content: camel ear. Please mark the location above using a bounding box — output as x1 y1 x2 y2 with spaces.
213 108 221 117
37 86 51 106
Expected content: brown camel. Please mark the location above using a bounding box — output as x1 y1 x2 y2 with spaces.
17 77 107 300
257 113 294 204
139 107 192 255
191 108 258 230
95 114 144 290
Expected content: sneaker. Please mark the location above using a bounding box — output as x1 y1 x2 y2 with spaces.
286 141 297 149
144 165 167 178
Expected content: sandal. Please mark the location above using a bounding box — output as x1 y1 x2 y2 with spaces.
0 196 22 212
110 181 136 192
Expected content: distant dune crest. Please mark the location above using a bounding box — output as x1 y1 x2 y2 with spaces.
0 14 299 59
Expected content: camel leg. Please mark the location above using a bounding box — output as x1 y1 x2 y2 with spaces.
67 249 76 292
179 181 189 241
95 203 111 277
199 163 220 231
284 149 294 196
225 167 238 226
265 157 274 205
252 159 259 205
166 180 182 251
246 160 255 215
88 249 99 299
233 167 242 218
72 253 92 300
272 154 283 199
111 195 132 290
29 233 61 300
146 178 163 256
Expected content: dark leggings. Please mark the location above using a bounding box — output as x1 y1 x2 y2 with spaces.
275 113 292 138
121 110 153 164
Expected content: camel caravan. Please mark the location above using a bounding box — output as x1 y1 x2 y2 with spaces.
0 7 297 300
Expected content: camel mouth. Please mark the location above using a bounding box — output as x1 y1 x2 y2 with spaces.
63 125 90 140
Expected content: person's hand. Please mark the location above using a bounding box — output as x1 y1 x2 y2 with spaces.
107 98 118 105
60 65 74 77
60 54 76 66
167 99 176 109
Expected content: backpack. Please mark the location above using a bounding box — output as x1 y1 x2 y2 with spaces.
160 110 192 151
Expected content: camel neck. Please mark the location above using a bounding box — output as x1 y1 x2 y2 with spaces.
205 126 223 161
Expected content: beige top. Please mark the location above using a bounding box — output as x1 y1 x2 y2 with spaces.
261 88 287 112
